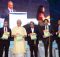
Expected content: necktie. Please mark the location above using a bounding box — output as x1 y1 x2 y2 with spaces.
9 9 13 12
11 10 12 12
46 25 47 29
5 27 7 32
5 27 6 32
45 25 47 30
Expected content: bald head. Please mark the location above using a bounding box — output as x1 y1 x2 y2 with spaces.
17 20 21 27
8 1 13 9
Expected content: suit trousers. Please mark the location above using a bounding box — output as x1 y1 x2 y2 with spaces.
42 37 53 57
56 38 60 57
0 39 10 57
30 44 38 57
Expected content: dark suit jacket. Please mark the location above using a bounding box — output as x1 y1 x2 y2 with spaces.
43 25 51 32
38 25 44 40
55 25 59 32
26 26 39 46
37 25 52 41
1 9 16 20
0 27 11 41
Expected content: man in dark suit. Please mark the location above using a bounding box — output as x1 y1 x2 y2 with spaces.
55 19 60 57
1 1 15 41
1 1 16 23
42 19 53 57
37 20 44 41
26 21 39 57
0 20 11 57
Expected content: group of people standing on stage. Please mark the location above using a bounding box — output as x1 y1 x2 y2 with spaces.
25 19 60 57
0 1 60 57
0 19 60 57
0 19 27 57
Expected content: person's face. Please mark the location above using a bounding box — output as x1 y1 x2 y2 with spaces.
8 2 13 9
58 20 60 25
42 7 45 12
4 21 8 27
17 20 21 27
44 20 48 25
38 20 43 26
30 22 34 28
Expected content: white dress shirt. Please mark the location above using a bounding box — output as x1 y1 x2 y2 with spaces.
45 25 49 30
31 28 34 33
4 27 7 32
8 8 13 13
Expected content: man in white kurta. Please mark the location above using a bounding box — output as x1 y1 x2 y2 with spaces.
12 20 27 57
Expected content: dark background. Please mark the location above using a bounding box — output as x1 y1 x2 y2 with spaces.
48 0 60 25
0 0 49 18
0 0 60 21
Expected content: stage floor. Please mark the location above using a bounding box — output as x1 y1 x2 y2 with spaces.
3 41 59 57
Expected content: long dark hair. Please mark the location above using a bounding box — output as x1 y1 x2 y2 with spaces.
37 5 45 20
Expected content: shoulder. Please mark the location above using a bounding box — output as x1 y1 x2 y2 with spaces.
8 27 11 30
0 27 3 31
4 9 9 12
49 25 52 28
12 26 17 29
35 25 38 29
21 26 26 30
0 27 3 29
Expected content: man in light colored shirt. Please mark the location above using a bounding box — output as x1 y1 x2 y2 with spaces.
1 1 16 26
12 20 27 57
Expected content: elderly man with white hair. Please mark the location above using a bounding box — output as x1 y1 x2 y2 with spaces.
12 20 27 57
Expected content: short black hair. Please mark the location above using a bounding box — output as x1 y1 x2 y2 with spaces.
30 21 34 25
4 19 8 22
43 19 49 22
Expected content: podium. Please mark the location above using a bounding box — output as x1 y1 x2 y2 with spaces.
9 12 27 29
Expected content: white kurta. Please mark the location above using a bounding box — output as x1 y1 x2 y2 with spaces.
12 26 27 54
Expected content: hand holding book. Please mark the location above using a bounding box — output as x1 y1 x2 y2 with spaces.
2 32 10 39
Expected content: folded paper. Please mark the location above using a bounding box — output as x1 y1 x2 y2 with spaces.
30 33 37 40
44 30 50 38
2 32 9 39
58 33 60 38
16 35 23 41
